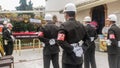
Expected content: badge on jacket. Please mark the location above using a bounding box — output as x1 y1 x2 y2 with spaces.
38 31 44 37
109 34 115 39
57 33 65 41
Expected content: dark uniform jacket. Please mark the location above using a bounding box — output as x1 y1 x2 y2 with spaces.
2 26 8 45
83 24 97 51
2 26 7 34
39 21 60 55
3 29 14 45
58 18 86 65
107 24 120 54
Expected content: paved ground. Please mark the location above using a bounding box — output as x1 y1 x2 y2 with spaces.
1 48 109 68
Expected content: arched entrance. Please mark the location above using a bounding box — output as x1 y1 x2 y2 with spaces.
90 4 107 34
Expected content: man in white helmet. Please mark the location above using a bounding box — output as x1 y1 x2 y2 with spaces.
83 16 97 68
106 14 120 68
56 3 86 68
38 14 60 68
3 23 14 55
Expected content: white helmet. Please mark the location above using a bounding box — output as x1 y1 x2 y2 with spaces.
3 21 8 24
44 14 52 21
83 16 91 22
64 3 76 12
7 23 13 28
106 14 117 22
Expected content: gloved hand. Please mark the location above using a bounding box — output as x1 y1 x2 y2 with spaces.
11 35 15 42
90 37 94 42
41 42 45 47
73 46 83 57
49 39 56 45
118 41 120 47
4 40 8 45
106 40 111 46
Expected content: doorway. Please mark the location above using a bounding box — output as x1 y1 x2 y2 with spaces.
91 5 107 34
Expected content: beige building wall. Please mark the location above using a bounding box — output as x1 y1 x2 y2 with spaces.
107 0 120 26
107 0 120 14
76 0 120 24
76 9 90 23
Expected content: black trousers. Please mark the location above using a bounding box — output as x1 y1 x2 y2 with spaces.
43 53 59 68
117 55 120 68
4 42 13 55
108 54 118 68
62 63 82 68
84 45 96 68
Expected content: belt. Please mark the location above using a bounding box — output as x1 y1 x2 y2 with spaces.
70 40 84 47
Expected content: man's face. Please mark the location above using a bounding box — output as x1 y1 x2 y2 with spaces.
53 16 57 22
9 27 12 30
64 13 68 21
106 20 111 27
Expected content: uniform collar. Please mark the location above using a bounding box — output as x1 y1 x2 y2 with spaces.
47 21 54 24
109 23 116 28
68 17 75 21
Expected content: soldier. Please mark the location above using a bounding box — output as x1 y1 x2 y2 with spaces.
38 14 60 68
83 16 97 68
2 21 8 54
56 3 86 68
106 14 120 68
3 23 15 55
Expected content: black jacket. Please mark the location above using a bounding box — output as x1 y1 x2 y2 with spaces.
83 24 97 51
3 29 13 45
107 24 120 54
39 21 60 55
2 26 8 45
58 18 86 65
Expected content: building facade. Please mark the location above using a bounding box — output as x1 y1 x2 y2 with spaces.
46 0 120 33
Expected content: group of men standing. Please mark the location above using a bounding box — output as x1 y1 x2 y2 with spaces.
0 2 119 68
38 2 120 68
38 3 97 68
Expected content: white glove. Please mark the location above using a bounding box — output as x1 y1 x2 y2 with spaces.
90 37 94 42
78 40 84 46
49 39 56 45
73 46 83 57
118 41 120 47
41 42 45 47
106 40 111 46
11 35 15 42
4 40 8 45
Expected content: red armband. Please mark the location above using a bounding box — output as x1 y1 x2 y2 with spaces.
38 31 44 37
109 34 115 39
57 33 65 41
